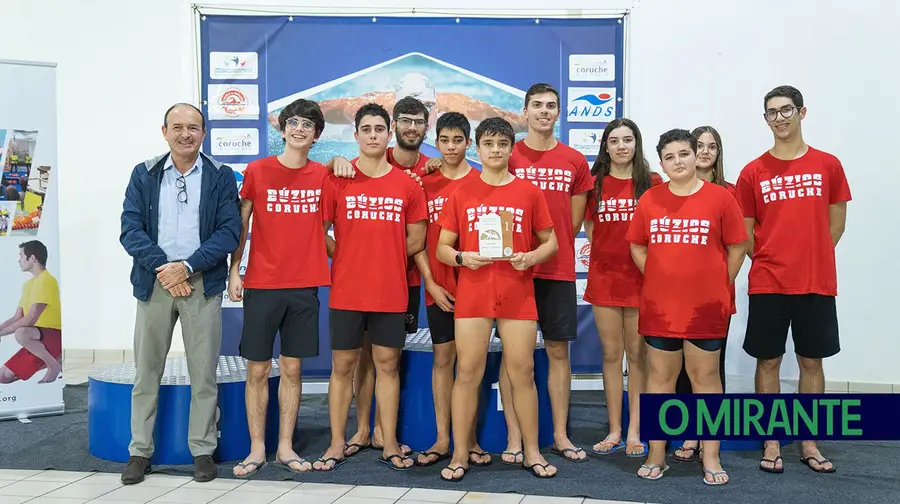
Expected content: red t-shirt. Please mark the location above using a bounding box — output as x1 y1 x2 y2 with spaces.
735 147 851 297
438 176 555 320
724 182 737 314
239 156 331 289
626 181 748 339
509 141 593 282
420 168 481 306
584 173 663 307
322 165 427 312
387 147 431 288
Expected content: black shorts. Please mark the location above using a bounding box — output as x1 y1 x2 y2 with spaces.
405 286 421 334
743 294 840 360
239 287 320 361
534 279 578 341
330 308 406 350
645 336 725 352
426 303 455 345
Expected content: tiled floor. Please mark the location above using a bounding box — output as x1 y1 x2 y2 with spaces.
0 469 651 504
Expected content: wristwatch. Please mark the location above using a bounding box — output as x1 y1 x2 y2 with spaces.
182 260 194 276
455 252 463 266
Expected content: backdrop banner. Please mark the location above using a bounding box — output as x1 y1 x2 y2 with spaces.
0 60 63 420
200 15 626 377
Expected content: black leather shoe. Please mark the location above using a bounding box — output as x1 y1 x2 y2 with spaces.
121 456 151 485
193 455 217 482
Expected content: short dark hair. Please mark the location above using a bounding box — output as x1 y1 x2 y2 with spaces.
436 112 471 139
393 96 429 122
475 117 515 146
19 240 47 266
354 103 391 131
524 83 560 108
656 128 697 159
163 103 205 130
278 99 326 139
764 85 804 110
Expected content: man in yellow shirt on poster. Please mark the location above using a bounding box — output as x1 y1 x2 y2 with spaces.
0 240 63 384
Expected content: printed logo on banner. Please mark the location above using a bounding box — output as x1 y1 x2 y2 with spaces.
576 279 589 305
569 54 615 82
210 52 258 80
567 87 617 123
575 237 591 273
568 129 604 157
229 163 248 192
208 85 259 120
211 128 259 156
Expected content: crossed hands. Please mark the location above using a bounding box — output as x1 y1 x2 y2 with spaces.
156 262 191 297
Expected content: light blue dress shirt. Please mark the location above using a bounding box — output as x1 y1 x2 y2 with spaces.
157 154 203 263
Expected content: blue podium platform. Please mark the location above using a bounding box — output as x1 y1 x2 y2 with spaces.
87 356 281 465
396 329 554 454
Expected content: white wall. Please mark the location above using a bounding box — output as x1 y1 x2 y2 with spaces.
2 0 898 384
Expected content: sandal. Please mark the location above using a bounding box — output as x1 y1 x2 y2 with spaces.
592 439 626 455
232 460 265 479
373 442 412 456
313 456 345 472
343 442 370 457
637 463 668 480
523 462 556 479
468 450 492 467
759 455 784 474
440 464 468 482
703 468 729 485
415 451 450 467
672 445 699 463
378 454 414 471
550 446 588 463
626 441 648 458
273 458 311 474
801 456 836 473
500 450 523 465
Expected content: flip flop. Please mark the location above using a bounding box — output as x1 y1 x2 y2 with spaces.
637 463 669 480
415 451 450 467
500 450 523 465
801 456 836 473
343 442 370 457
523 462 556 479
378 454 414 471
273 458 311 474
232 460 265 479
468 450 492 467
592 440 626 455
672 445 699 462
373 443 412 456
703 468 729 485
440 464 468 482
759 456 784 474
626 442 648 458
551 446 588 463
313 456 346 472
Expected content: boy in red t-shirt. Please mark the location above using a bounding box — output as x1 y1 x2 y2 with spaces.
435 117 559 482
312 103 427 473
335 97 430 458
626 129 748 485
408 112 490 468
736 86 851 475
227 99 331 477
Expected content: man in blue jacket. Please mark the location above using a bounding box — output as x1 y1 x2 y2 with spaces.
119 103 241 485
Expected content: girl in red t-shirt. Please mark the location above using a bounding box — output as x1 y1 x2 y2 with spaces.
626 129 748 485
583 118 661 458
672 125 737 463
435 118 560 482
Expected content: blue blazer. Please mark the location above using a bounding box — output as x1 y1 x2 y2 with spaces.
120 151 240 302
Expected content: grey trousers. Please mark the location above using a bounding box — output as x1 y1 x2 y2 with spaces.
128 274 223 458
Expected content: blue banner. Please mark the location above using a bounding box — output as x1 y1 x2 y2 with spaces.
640 394 899 441
200 15 626 377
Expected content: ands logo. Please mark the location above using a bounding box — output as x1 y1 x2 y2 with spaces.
578 241 591 270
567 88 617 123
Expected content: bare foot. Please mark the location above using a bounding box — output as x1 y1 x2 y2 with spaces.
674 440 700 461
276 448 312 472
468 444 492 466
800 441 835 472
312 444 346 471
38 363 61 384
440 458 469 481
343 431 371 457
592 433 624 454
759 440 784 472
233 452 266 477
523 451 557 477
380 445 414 469
552 434 587 461
372 434 411 455
702 456 729 484
415 440 450 466
501 441 524 464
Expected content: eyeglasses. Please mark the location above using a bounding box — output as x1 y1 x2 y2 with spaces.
176 175 188 204
765 105 798 122
286 118 316 131
397 118 427 128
